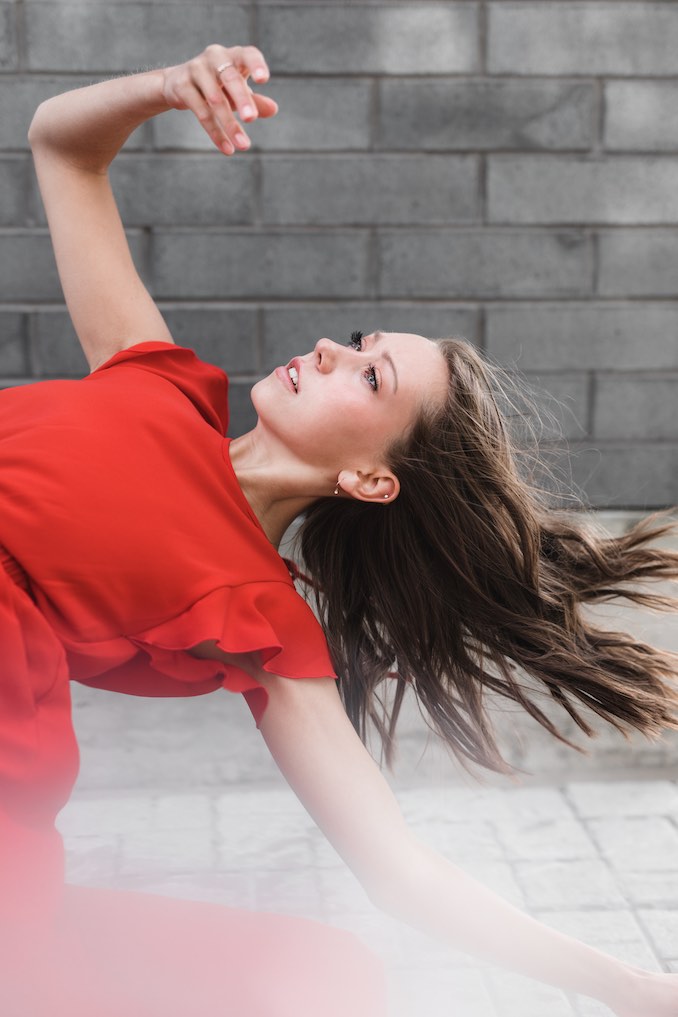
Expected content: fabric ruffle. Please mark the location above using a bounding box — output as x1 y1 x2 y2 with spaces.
71 582 337 724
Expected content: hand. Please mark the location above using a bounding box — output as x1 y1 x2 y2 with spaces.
161 44 279 156
610 970 678 1016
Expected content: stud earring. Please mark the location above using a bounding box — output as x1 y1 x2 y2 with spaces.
383 494 389 499
334 485 340 496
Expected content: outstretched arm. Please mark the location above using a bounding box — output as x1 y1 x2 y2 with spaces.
254 670 677 1016
28 45 277 371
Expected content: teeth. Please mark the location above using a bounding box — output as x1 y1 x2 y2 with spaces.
288 366 298 391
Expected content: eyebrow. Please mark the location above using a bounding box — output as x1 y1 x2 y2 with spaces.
372 331 398 394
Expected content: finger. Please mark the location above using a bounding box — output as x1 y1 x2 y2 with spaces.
236 45 271 85
252 92 279 119
215 59 258 123
193 66 251 152
171 79 235 154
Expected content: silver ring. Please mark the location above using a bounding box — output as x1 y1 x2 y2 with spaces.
216 61 234 74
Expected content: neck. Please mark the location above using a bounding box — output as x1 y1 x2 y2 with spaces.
227 430 329 548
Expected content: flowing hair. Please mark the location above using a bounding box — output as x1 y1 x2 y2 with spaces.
294 338 678 779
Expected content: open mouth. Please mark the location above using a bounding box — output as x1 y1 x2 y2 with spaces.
288 365 298 391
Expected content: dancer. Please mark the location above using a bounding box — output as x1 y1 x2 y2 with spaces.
2 41 678 1015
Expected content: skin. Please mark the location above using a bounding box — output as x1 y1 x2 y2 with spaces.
27 44 678 1016
230 331 449 545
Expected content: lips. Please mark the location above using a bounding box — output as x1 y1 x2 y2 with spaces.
275 357 301 394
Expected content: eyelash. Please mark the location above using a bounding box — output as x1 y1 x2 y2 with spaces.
346 331 379 393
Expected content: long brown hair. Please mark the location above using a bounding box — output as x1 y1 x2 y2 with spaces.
295 338 678 779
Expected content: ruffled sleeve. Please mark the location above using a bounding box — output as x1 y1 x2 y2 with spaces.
89 342 230 435
72 581 338 726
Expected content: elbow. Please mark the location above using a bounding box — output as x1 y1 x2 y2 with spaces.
358 834 430 917
27 101 49 150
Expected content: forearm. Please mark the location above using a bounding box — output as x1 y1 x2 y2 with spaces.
28 69 170 173
374 839 641 1010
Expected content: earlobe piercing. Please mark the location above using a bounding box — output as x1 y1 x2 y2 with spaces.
383 494 389 499
334 485 340 496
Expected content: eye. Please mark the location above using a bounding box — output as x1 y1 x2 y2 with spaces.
347 330 363 351
364 364 379 392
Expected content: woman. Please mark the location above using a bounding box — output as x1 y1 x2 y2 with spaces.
2 41 678 1015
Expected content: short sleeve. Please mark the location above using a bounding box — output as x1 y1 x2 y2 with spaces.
73 581 338 726
90 342 230 434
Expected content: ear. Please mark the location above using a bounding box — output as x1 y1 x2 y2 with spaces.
336 468 400 503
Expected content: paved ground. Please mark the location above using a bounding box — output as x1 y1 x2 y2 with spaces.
58 513 678 1016
58 776 678 1017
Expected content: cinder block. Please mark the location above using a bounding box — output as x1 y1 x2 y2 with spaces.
261 156 479 225
259 5 480 74
636 910 678 961
567 441 678 508
0 3 17 71
30 310 88 376
0 229 146 301
378 79 596 151
488 156 678 225
567 780 678 819
0 159 29 226
605 81 678 152
593 374 678 441
153 79 372 152
489 3 678 76
518 372 589 441
151 230 371 299
486 303 678 371
1 77 99 149
222 377 256 436
105 155 255 227
379 229 593 299
25 4 252 72
515 859 626 909
261 303 480 371
159 306 259 373
598 229 678 298
0 313 27 374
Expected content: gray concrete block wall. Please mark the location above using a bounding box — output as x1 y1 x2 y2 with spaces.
2 1 678 507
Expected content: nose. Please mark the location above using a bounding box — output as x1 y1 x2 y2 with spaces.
314 337 340 373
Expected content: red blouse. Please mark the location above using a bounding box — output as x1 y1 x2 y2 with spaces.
0 342 336 722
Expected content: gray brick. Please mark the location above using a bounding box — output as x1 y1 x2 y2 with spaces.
378 79 596 151
261 303 479 371
30 310 88 376
151 230 370 299
0 313 28 374
568 442 678 508
0 230 146 301
489 3 678 76
616 870 678 908
0 77 130 150
106 156 255 227
160 306 259 373
262 156 479 226
598 229 678 297
260 5 480 74
153 79 372 152
486 304 678 371
379 230 593 299
519 372 589 441
25 4 251 72
0 159 29 226
0 3 17 70
605 81 678 153
489 156 678 225
494 817 597 862
594 374 678 441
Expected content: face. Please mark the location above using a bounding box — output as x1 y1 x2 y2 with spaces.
251 330 449 480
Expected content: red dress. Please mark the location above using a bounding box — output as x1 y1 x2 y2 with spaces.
0 343 386 1015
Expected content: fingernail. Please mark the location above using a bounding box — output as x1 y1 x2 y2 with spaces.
235 132 250 149
242 105 255 120
221 140 233 155
253 68 267 82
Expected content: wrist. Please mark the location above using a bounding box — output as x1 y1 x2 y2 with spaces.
600 962 646 1011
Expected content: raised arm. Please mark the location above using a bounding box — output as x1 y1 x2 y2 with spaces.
28 45 277 372
254 670 678 1017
